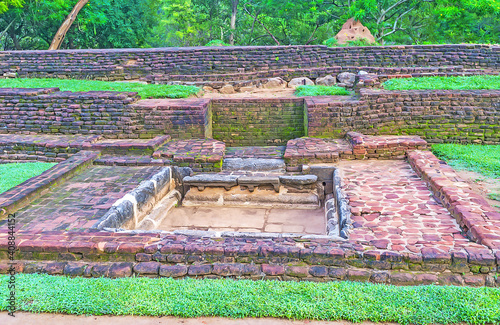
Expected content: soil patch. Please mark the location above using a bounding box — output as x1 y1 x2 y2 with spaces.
454 169 500 212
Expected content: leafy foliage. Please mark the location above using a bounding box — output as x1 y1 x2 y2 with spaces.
0 0 159 50
0 78 201 99
383 75 500 90
205 39 230 46
1 274 500 324
0 162 55 193
0 0 22 14
0 0 499 48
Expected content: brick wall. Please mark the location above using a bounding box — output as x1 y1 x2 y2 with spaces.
0 89 209 139
1 88 499 144
1 231 499 287
211 98 305 146
0 88 140 137
131 98 211 139
0 44 498 81
307 89 500 144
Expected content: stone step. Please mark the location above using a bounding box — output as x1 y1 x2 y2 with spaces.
222 158 286 172
181 173 320 209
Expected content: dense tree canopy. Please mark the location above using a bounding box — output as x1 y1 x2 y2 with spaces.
0 0 498 50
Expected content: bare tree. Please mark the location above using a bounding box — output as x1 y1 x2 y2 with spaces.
229 0 239 45
48 0 89 50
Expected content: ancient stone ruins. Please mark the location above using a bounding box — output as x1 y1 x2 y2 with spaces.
0 44 499 286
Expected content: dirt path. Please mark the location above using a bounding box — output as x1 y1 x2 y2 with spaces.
0 312 396 325
202 88 297 98
455 169 500 212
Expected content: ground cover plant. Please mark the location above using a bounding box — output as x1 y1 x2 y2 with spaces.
432 144 500 178
294 85 352 97
383 75 500 91
0 274 499 324
0 162 56 194
0 78 201 99
432 144 500 204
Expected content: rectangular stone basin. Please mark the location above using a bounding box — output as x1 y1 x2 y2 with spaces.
154 206 326 234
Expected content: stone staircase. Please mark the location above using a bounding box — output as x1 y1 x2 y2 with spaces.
182 172 321 209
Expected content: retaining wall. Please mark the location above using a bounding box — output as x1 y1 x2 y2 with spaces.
1 229 498 287
211 98 305 146
307 89 500 143
0 44 498 81
1 88 499 144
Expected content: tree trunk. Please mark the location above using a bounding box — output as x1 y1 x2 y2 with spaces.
8 29 20 50
229 0 238 45
48 0 89 50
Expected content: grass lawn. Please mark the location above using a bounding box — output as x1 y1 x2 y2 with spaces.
0 162 56 194
432 144 500 178
432 144 500 206
383 75 500 90
294 85 352 97
0 78 201 99
1 274 499 324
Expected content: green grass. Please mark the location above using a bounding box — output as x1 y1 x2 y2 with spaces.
0 78 201 99
0 162 56 194
383 75 500 90
432 144 500 178
294 85 352 97
1 274 499 324
488 193 500 201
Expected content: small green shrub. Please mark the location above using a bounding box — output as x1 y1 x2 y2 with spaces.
323 37 378 47
323 37 338 47
295 85 351 97
488 193 500 201
205 40 230 46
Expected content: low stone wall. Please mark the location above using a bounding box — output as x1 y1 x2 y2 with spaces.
307 89 500 144
0 44 497 81
0 88 141 137
0 89 208 139
131 99 211 139
408 150 500 251
0 228 498 287
212 98 305 146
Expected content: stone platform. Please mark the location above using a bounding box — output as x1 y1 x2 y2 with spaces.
0 132 499 287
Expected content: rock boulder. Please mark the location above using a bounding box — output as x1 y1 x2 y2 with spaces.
316 75 337 86
261 77 287 89
288 77 314 89
337 72 357 87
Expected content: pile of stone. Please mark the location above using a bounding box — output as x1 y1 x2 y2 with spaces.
203 71 380 94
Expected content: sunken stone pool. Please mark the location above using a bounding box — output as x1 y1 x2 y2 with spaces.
93 166 351 240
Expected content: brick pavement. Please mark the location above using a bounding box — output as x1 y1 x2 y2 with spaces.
0 166 162 233
284 138 353 167
337 160 486 254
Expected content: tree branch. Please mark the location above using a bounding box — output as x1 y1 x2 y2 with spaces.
243 5 280 45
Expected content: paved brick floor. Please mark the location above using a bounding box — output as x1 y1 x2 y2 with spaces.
1 166 162 232
156 207 325 234
337 160 485 253
153 139 225 162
